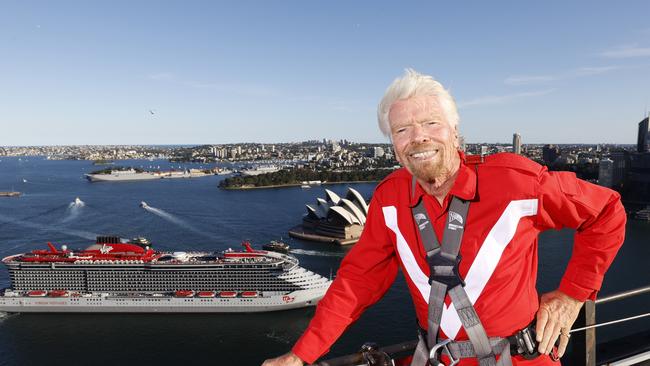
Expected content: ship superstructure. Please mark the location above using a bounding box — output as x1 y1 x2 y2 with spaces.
0 237 330 313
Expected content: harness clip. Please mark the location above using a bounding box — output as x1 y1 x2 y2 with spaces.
510 326 540 360
428 339 459 366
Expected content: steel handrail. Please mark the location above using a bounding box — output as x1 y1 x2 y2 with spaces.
595 285 650 305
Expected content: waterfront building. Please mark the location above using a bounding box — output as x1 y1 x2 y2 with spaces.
513 133 522 155
289 188 368 245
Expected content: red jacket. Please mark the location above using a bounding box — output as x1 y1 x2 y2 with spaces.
292 153 626 365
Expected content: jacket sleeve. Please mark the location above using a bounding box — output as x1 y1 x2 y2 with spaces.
291 195 398 364
535 169 626 302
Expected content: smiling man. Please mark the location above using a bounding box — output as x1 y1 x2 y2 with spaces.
263 69 626 366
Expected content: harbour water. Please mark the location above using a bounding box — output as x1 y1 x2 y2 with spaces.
0 157 648 365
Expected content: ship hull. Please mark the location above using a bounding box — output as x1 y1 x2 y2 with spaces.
85 173 160 182
0 288 327 313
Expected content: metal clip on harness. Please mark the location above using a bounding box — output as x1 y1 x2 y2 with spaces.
508 325 540 360
428 339 459 366
361 342 395 366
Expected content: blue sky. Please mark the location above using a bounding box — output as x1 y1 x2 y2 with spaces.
1 0 649 146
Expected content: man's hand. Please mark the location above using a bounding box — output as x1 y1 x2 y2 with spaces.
262 351 304 366
535 290 584 358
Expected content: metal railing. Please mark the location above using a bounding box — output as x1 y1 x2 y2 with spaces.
568 285 650 366
314 286 650 366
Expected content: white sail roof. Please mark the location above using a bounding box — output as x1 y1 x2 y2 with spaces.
324 189 341 205
329 206 360 225
340 198 366 225
346 188 369 215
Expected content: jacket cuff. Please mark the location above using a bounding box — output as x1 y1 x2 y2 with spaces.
292 326 334 364
558 277 598 302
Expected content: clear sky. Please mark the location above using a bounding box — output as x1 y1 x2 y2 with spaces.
1 0 649 146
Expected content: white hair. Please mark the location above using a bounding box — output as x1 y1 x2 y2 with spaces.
377 68 459 137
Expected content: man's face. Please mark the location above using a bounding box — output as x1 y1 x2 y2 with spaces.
389 95 458 183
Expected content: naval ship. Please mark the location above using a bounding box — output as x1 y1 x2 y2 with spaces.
0 236 331 313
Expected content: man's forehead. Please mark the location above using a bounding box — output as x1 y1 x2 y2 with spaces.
389 95 444 122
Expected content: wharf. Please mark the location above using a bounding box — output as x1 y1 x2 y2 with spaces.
288 225 358 246
0 191 21 197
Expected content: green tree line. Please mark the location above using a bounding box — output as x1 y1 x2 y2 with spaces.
218 168 396 188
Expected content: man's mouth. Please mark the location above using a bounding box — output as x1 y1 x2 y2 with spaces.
409 149 438 160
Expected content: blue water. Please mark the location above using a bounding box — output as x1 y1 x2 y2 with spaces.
0 157 647 366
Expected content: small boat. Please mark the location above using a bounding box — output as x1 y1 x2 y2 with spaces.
197 291 216 298
27 290 47 297
175 290 194 298
140 201 149 208
301 185 311 189
74 197 84 205
241 291 259 298
219 291 237 298
48 290 70 297
262 241 290 254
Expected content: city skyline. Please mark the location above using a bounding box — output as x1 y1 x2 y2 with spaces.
1 1 650 146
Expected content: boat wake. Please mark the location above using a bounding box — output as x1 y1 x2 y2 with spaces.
289 249 345 258
141 204 215 239
0 213 99 241
265 330 293 344
62 198 85 223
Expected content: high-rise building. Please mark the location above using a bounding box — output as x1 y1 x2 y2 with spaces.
458 135 466 152
637 116 649 153
598 158 614 187
542 145 560 165
513 133 522 155
373 147 385 158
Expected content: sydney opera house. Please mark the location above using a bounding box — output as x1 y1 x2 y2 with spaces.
288 187 368 245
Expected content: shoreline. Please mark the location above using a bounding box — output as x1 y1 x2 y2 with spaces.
220 180 380 190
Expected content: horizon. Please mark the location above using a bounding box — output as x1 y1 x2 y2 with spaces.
0 141 640 149
1 1 649 145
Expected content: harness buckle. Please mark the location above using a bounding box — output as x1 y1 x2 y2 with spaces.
509 326 540 360
428 339 459 366
427 252 465 288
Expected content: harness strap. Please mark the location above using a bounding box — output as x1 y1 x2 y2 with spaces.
409 176 500 366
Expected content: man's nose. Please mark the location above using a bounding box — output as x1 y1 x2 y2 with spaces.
409 124 430 143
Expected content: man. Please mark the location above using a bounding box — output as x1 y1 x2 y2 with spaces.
263 69 626 365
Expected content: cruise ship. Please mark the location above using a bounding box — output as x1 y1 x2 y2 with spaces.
85 168 160 182
85 168 212 182
0 237 331 313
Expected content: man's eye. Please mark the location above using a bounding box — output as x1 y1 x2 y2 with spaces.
396 128 406 134
426 121 438 125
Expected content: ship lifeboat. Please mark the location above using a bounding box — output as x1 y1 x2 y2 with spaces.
219 291 237 298
241 291 259 298
197 291 216 298
48 290 70 297
27 290 47 297
175 290 195 298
